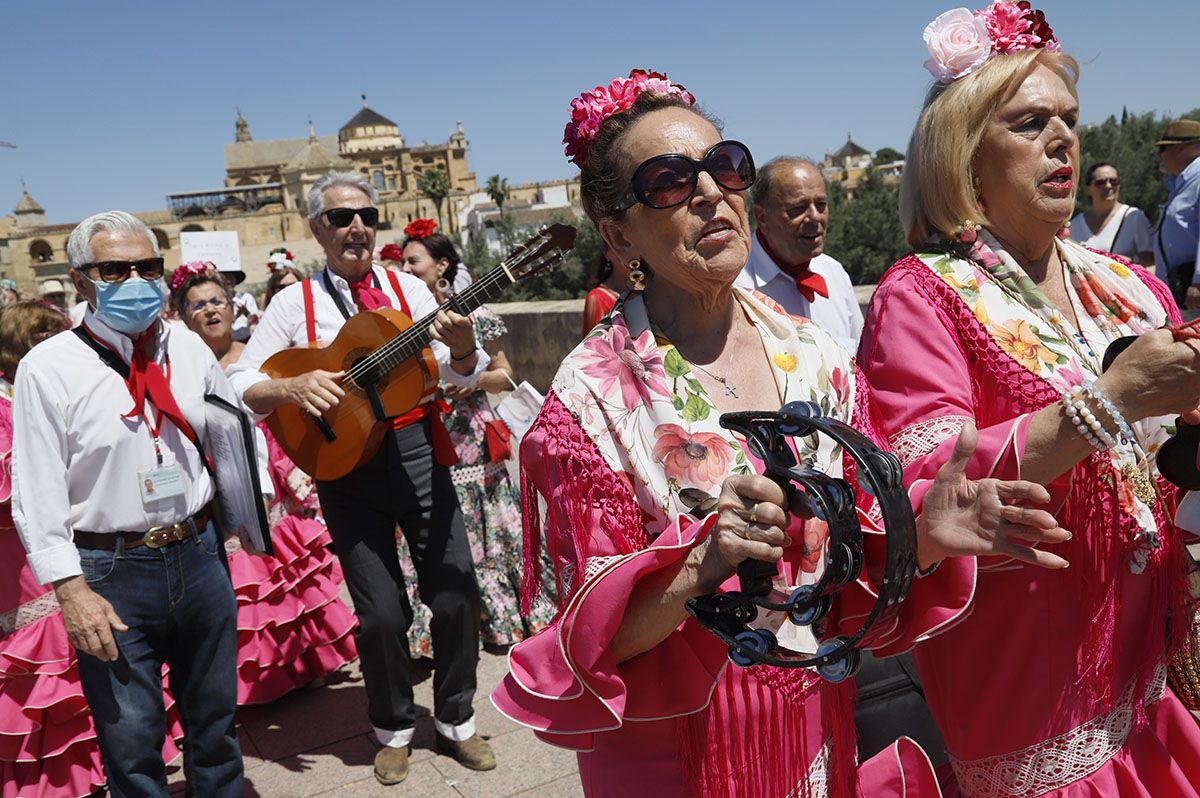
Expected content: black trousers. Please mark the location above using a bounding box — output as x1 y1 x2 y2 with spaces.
316 418 481 733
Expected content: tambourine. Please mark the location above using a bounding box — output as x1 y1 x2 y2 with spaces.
683 401 918 683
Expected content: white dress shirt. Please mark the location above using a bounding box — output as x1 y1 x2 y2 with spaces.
227 264 489 405
12 310 255 584
735 235 864 354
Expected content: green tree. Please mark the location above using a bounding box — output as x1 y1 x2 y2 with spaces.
417 167 450 229
873 147 904 164
824 167 909 285
498 214 599 302
485 175 510 216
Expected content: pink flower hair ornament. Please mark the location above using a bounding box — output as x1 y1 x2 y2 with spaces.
169 260 217 293
923 1 1059 84
563 69 696 167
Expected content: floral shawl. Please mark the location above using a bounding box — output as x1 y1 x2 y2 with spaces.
544 287 856 589
917 234 1172 572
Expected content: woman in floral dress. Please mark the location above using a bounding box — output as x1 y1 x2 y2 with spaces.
395 222 556 657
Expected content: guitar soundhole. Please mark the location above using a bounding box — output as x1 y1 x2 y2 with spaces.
345 348 387 392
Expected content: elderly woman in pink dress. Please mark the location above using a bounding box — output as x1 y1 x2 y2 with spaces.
859 4 1200 796
491 69 1070 798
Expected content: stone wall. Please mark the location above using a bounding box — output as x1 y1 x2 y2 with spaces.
491 288 878 394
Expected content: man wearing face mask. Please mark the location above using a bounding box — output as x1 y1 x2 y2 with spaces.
228 172 494 785
11 211 248 797
736 157 863 352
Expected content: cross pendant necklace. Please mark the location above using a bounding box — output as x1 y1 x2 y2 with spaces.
691 361 738 398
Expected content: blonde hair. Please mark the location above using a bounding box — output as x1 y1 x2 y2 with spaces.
0 300 69 375
900 49 1080 247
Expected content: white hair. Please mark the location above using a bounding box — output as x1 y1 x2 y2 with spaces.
66 210 160 269
307 172 378 220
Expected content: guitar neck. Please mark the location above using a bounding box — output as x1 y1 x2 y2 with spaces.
370 264 515 374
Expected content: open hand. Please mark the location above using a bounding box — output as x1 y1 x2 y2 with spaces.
918 422 1071 570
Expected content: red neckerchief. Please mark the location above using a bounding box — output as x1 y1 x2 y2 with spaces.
756 230 829 303
348 273 391 311
83 323 199 446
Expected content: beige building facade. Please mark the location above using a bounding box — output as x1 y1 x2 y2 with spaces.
0 100 492 295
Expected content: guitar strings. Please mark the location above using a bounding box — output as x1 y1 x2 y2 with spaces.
344 247 557 386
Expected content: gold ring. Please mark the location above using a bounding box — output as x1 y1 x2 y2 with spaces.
749 505 758 524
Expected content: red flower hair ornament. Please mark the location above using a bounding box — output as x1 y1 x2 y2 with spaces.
169 260 216 293
563 69 696 167
379 243 404 263
403 218 438 240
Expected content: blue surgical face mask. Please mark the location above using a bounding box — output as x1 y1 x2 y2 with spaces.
91 276 166 334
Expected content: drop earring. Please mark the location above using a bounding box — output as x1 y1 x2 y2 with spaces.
956 220 979 245
627 259 646 292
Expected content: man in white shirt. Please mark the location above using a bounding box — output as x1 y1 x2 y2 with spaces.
13 211 250 796
228 172 494 785
736 157 864 352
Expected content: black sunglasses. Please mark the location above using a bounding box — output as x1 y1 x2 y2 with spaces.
80 257 166 283
323 207 379 228
1090 177 1120 187
615 140 756 212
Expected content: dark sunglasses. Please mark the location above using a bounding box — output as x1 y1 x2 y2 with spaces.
614 140 756 212
1090 177 1120 187
80 257 165 283
322 207 379 228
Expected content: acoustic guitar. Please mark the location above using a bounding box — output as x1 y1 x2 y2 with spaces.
263 223 577 480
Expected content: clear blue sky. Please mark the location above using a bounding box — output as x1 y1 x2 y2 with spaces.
2 0 1196 224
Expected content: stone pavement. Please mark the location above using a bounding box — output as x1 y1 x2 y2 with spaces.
166 604 582 796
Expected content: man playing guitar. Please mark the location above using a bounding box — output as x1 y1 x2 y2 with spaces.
228 172 495 786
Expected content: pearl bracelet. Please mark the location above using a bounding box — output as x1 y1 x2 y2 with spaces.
1083 381 1134 445
1064 386 1116 450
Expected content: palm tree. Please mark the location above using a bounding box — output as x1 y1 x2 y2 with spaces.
485 174 510 217
417 167 451 229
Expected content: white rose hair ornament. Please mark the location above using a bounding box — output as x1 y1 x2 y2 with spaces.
922 0 1059 84
267 247 295 273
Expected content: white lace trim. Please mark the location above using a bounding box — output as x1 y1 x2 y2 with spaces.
889 415 973 467
950 667 1168 798
582 555 624 584
0 591 61 634
450 459 509 486
786 737 832 798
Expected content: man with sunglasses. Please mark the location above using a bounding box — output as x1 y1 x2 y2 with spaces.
12 210 260 796
735 157 863 352
1153 119 1200 309
228 172 495 786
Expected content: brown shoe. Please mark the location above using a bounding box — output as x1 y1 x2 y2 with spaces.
435 734 496 771
374 746 410 785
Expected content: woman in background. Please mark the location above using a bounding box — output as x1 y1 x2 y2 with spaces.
1068 162 1154 267
396 225 556 659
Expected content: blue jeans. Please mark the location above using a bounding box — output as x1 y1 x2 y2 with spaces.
76 523 242 798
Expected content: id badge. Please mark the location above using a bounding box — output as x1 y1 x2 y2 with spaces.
139 463 186 504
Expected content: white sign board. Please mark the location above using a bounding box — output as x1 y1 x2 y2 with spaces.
179 231 241 273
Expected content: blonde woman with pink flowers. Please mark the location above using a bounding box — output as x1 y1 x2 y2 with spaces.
860 3 1200 796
